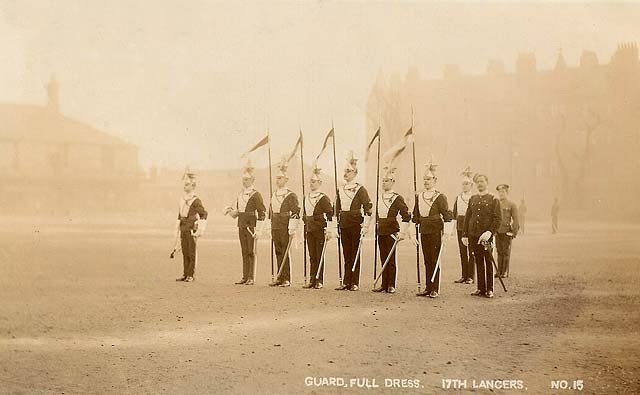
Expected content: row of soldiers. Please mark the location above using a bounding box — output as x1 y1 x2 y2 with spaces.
174 153 520 299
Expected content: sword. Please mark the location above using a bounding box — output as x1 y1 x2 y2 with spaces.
315 237 329 280
248 227 258 282
430 236 447 283
351 234 365 272
275 234 295 279
482 240 507 292
373 234 399 287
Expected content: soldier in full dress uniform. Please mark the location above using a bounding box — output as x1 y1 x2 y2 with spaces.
452 166 475 284
414 161 453 298
462 174 502 298
372 165 411 294
302 164 335 290
335 151 373 291
495 184 519 278
173 171 208 282
269 158 301 287
223 160 266 285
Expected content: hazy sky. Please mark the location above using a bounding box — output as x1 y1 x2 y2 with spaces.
2 1 639 170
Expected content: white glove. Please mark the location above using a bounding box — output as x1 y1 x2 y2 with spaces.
288 218 299 235
361 215 372 236
461 237 469 247
223 206 239 218
325 221 337 240
479 231 492 242
195 219 207 237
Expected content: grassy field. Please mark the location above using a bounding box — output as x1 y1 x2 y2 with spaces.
1 219 639 394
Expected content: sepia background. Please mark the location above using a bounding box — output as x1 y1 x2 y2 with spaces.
1 1 639 394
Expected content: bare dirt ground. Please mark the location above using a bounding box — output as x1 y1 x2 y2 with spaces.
1 218 639 394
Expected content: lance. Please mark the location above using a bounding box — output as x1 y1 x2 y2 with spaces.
315 234 329 280
482 240 508 292
331 123 344 286
373 234 400 287
267 132 275 282
411 107 421 292
299 128 308 286
373 127 381 280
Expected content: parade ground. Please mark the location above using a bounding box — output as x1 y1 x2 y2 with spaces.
1 218 638 394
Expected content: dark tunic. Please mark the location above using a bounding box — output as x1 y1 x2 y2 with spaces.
337 184 373 229
377 192 411 235
462 193 501 238
235 189 266 228
178 197 208 231
412 190 453 233
303 192 334 233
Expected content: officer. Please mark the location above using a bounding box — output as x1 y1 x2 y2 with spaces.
414 160 453 298
452 166 475 284
302 164 335 290
173 170 208 283
462 174 501 298
335 150 373 291
495 184 519 278
372 165 411 294
269 157 301 287
223 160 266 285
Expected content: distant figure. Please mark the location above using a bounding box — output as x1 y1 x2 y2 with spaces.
173 170 208 282
518 198 527 234
452 166 475 284
495 184 519 278
551 198 560 234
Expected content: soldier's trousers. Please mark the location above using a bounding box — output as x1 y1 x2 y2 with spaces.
307 230 325 285
378 234 397 289
180 230 196 277
496 233 512 277
470 236 494 293
341 226 362 286
457 230 475 280
238 227 256 281
421 233 442 293
272 228 291 283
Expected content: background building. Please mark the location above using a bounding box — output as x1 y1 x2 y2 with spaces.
365 43 640 220
0 77 141 216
